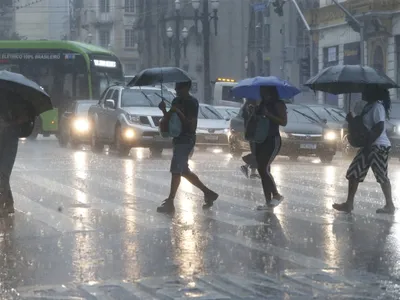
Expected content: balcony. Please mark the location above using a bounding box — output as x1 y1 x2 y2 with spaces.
94 13 114 27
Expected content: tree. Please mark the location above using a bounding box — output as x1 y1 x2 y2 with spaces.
0 30 23 40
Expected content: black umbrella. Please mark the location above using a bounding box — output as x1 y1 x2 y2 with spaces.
0 70 52 116
128 67 191 86
304 65 399 94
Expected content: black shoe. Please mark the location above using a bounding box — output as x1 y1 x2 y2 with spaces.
376 205 395 215
203 191 219 208
156 199 175 213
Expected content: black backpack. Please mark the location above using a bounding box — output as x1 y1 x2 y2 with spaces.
347 105 373 148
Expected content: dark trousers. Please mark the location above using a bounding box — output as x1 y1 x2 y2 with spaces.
242 141 257 169
0 127 19 207
255 136 281 202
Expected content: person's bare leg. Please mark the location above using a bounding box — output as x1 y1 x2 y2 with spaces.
376 181 395 214
168 174 181 200
333 179 358 212
157 174 181 213
183 171 218 206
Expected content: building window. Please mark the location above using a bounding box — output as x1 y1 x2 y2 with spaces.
125 29 135 48
125 0 135 13
99 30 110 47
99 0 110 13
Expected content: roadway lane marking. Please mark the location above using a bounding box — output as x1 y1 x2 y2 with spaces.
15 173 172 230
15 173 335 270
13 192 94 233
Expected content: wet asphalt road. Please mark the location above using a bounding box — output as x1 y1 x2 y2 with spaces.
2 139 400 299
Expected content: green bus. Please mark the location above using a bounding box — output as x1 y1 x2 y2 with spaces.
0 40 124 139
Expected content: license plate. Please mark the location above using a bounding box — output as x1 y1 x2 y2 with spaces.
205 135 219 141
300 143 317 149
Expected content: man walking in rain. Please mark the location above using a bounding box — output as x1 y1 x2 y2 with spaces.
0 93 31 216
157 81 218 213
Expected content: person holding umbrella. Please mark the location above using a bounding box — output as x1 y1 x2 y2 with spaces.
0 93 34 216
232 76 300 209
333 87 395 214
157 81 219 213
0 70 52 216
305 64 399 214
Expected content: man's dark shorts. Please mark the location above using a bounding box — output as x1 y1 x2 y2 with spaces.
170 136 195 174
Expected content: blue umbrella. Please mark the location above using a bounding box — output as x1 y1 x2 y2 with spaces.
232 76 301 100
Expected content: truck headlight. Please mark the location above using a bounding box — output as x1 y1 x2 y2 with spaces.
224 128 229 134
73 119 90 132
124 128 135 139
127 114 140 123
324 131 337 141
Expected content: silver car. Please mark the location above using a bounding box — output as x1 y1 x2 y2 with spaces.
88 85 175 156
196 104 230 150
214 106 240 120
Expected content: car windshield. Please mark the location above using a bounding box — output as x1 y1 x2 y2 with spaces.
199 106 224 119
391 103 400 119
289 108 319 124
292 106 322 123
121 89 174 107
216 108 239 118
309 106 345 122
76 103 95 113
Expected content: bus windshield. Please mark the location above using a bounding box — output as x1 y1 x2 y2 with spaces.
0 50 90 109
90 55 124 99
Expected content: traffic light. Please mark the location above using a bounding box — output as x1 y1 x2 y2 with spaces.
272 0 285 17
300 58 310 78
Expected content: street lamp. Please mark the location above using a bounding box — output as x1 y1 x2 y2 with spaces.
166 26 188 63
175 0 181 11
192 0 200 10
191 0 219 104
181 27 189 39
166 26 173 38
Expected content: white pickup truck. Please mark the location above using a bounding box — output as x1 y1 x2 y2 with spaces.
88 85 175 156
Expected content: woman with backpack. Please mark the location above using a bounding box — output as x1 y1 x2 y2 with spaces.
333 87 395 214
255 86 287 210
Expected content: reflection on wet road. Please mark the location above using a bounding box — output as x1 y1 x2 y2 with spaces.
2 140 400 299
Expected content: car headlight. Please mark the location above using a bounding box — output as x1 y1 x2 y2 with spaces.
124 128 135 139
73 119 90 132
224 128 229 134
324 131 337 141
127 114 140 123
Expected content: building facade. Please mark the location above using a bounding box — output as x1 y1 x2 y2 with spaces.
310 0 400 110
134 0 250 102
14 0 70 40
247 0 319 103
73 0 140 75
0 0 15 39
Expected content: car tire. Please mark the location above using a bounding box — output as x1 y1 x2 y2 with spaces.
320 154 334 163
91 125 104 153
115 126 131 157
189 148 194 158
149 147 163 157
28 117 41 140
